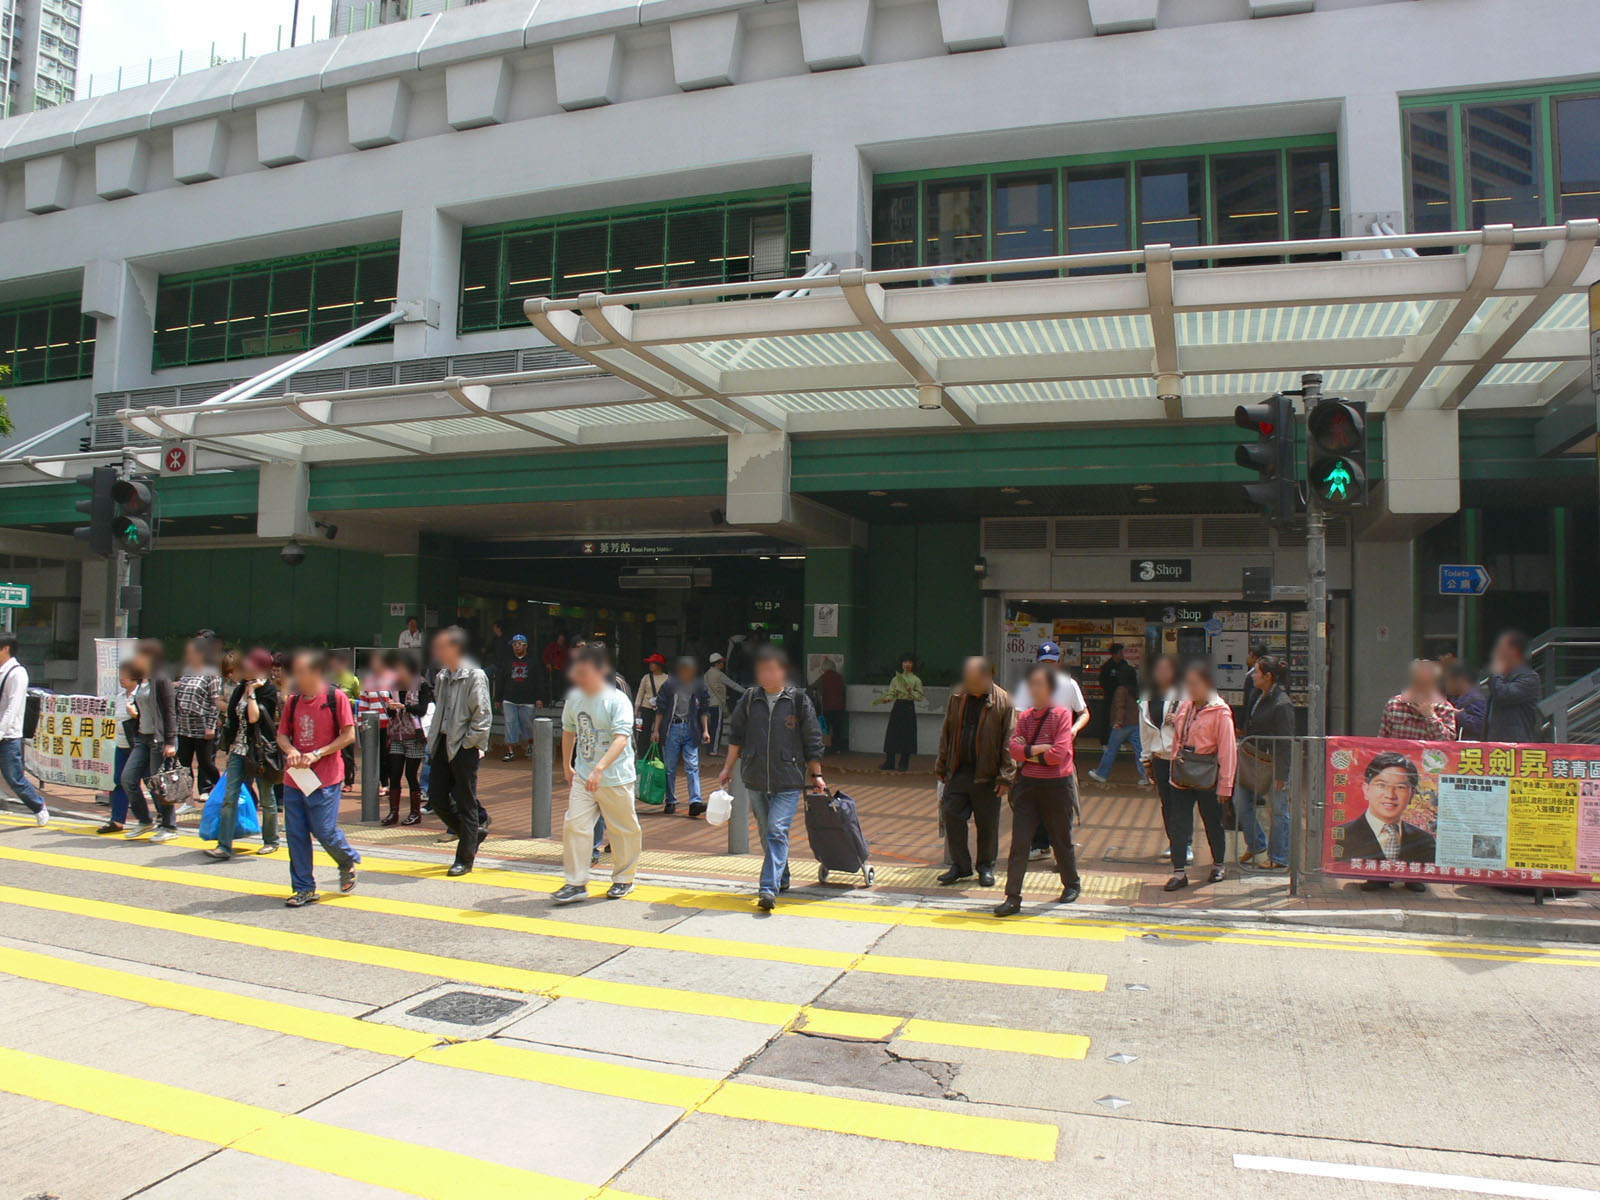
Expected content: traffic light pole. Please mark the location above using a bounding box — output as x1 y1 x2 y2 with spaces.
114 448 134 638
1301 373 1328 897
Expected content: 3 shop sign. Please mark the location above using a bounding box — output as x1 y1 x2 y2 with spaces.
1130 558 1192 583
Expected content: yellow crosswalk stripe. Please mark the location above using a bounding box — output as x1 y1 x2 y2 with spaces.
0 1044 652 1200
0 842 1106 991
0 944 1059 1161
0 885 1091 1063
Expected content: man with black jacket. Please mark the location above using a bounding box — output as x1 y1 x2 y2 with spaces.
716 645 826 911
1484 631 1542 743
934 657 1017 888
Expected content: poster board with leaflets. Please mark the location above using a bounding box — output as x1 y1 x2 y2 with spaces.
1001 621 1054 690
1323 736 1600 888
25 694 116 792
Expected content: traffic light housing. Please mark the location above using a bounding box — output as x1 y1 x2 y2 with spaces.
111 477 155 556
1306 398 1368 509
73 465 117 558
1234 392 1298 528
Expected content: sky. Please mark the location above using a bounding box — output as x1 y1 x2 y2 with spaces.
78 0 322 94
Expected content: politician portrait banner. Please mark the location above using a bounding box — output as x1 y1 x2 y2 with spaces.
25 694 117 792
1323 736 1600 889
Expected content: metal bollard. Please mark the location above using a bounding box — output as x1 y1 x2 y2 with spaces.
727 772 750 854
531 716 553 838
359 710 381 822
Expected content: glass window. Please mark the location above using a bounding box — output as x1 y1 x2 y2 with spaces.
12 306 48 384
0 295 93 383
554 225 609 295
187 279 230 365
1406 107 1456 242
459 236 502 332
1556 94 1600 221
1212 151 1283 264
1065 165 1130 267
225 272 270 361
923 178 988 269
608 216 666 292
666 209 723 288
310 260 356 346
153 283 191 368
871 183 918 271
1464 101 1542 227
499 230 551 327
355 252 398 326
1138 158 1205 257
787 199 811 276
993 172 1057 264
268 267 312 355
1289 146 1341 243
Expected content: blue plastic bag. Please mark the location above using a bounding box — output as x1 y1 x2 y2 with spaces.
199 777 261 841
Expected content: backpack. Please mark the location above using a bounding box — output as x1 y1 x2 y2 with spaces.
0 663 38 739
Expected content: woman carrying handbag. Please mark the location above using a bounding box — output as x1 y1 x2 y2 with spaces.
203 649 282 862
1163 661 1237 892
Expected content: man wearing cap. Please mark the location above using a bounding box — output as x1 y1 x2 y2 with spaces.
704 651 746 754
500 634 544 762
1015 642 1091 860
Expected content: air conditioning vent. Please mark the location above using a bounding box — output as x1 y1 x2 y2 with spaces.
519 347 586 371
1326 519 1349 547
1055 518 1121 550
1126 517 1195 550
982 519 1049 552
347 364 397 389
453 351 518 376
398 358 449 384
292 369 347 395
1200 516 1270 549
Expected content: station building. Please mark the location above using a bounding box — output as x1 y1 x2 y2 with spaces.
0 0 1595 738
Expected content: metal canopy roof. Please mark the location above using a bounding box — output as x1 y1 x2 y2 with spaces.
5 222 1597 484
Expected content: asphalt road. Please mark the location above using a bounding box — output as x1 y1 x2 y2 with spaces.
1 811 1598 1200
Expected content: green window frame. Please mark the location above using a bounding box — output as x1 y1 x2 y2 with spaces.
152 241 400 371
1400 79 1600 241
457 188 812 333
0 293 96 385
870 135 1340 278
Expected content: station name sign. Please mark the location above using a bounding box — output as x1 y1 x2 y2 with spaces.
1130 558 1192 583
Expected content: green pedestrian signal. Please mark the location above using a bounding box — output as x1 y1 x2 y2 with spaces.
1306 399 1367 509
111 477 156 556
1322 461 1351 501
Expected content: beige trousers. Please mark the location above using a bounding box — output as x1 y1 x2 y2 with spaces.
562 780 643 886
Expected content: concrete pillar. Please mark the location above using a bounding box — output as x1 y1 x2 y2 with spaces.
394 206 461 360
1348 537 1417 735
726 431 862 546
1339 91 1407 239
257 461 312 540
803 546 867 683
83 258 158 398
808 144 872 271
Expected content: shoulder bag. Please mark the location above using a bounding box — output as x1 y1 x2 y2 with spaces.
1169 705 1220 791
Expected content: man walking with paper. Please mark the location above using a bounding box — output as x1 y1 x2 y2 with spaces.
553 643 642 904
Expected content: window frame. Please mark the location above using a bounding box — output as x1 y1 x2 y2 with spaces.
0 292 95 385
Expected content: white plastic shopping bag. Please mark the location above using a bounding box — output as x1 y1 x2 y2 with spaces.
706 788 734 826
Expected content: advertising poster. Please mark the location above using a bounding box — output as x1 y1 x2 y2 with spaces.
1323 736 1600 887
25 694 116 792
1002 622 1052 688
94 636 137 698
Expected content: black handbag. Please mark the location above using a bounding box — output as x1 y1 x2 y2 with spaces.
1170 706 1220 791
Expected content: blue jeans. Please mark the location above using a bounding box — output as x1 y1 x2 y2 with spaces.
121 735 173 829
663 720 702 808
751 789 801 897
502 702 538 746
283 779 360 895
1236 779 1290 862
1096 723 1147 781
0 737 45 814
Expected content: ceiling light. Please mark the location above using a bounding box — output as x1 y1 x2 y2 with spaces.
1000 487 1021 494
889 500 909 509
1133 483 1156 492
1014 498 1035 507
1156 372 1182 405
868 490 887 497
917 384 944 411
1139 496 1159 504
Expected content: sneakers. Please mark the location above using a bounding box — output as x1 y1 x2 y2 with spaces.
1086 769 1110 785
35 807 49 827
551 883 588 904
151 829 179 843
1136 777 1153 788
1027 847 1049 862
757 892 776 912
605 881 633 900
501 750 516 762
124 823 155 839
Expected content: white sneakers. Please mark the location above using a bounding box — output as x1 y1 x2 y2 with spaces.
151 829 178 843
35 807 49 827
124 823 155 839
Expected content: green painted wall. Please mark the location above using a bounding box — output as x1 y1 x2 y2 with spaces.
138 544 385 646
803 546 867 682
861 522 982 687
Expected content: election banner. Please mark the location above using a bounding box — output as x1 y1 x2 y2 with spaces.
1323 736 1600 888
25 694 117 792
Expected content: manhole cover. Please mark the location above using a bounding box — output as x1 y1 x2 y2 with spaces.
405 991 526 1026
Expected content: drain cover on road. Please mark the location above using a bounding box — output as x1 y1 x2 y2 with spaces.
406 990 525 1027
1096 1095 1133 1110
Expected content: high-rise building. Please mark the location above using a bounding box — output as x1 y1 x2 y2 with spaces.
1 0 80 116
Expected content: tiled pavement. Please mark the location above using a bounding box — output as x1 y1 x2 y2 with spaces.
20 746 1600 922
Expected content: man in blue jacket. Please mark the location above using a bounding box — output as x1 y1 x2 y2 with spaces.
1483 631 1542 743
653 657 713 816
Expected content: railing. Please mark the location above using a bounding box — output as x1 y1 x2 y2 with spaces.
1528 627 1600 695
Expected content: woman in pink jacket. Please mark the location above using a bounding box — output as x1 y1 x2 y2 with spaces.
1165 661 1237 892
994 663 1082 916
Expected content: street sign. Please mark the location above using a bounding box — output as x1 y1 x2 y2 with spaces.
1439 564 1491 596
0 582 30 607
161 442 194 477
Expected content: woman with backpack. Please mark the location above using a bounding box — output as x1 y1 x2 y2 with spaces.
203 648 281 861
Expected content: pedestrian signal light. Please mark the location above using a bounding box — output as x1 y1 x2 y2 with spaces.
1233 392 1298 528
1306 399 1368 509
73 465 117 558
111 477 155 556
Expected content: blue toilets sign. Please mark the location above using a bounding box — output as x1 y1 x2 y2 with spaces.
1438 564 1491 596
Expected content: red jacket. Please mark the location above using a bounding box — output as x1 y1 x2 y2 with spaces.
1008 705 1075 778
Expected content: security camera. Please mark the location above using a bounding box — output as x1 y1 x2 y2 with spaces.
280 540 306 567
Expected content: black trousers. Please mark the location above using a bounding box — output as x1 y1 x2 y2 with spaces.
825 710 848 754
1005 774 1080 900
1152 756 1175 845
1031 770 1081 850
429 746 482 867
1164 776 1227 871
176 734 219 794
942 774 1000 875
385 750 421 809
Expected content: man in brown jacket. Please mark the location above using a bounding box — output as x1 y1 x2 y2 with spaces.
934 657 1017 887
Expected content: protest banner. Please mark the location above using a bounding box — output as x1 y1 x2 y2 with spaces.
1323 736 1600 888
25 694 116 792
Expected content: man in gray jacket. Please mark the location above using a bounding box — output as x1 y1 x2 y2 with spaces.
427 626 493 876
715 645 826 911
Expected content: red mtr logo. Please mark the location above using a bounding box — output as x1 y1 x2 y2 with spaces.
164 445 188 474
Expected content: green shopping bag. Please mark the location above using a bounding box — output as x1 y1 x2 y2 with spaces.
636 743 668 805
